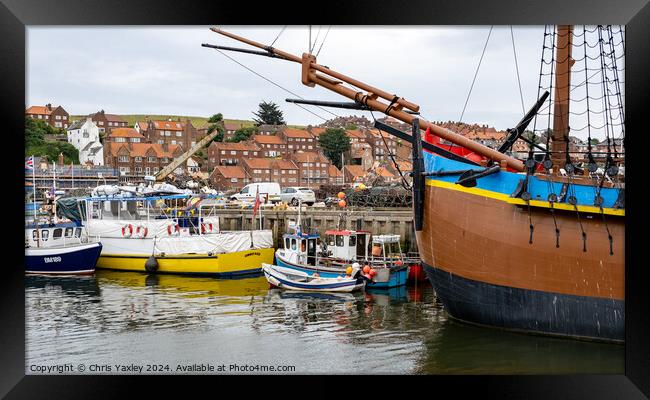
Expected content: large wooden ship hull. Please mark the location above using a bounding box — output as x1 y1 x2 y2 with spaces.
417 154 624 342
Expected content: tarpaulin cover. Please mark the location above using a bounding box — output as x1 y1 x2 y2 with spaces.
56 198 86 222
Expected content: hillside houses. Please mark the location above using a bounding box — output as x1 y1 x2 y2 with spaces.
26 103 69 129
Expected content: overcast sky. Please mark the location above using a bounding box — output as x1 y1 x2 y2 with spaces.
27 26 624 139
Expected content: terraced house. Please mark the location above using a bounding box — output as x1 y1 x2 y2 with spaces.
280 128 316 152
207 141 261 169
25 103 69 129
104 142 183 177
209 165 250 190
88 110 128 134
141 118 202 149
241 158 299 185
252 134 287 157
289 151 331 188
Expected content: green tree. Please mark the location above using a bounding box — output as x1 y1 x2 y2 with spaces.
25 117 79 163
345 123 358 130
521 130 540 144
206 113 225 143
253 101 285 126
226 126 259 143
318 128 351 169
208 113 223 123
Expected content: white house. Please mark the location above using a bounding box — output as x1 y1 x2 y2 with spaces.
66 117 104 165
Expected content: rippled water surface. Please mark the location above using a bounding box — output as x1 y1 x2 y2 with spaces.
26 271 624 374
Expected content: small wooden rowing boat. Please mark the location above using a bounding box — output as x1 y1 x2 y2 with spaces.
262 263 366 293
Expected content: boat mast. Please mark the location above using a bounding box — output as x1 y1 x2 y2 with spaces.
207 28 526 172
551 25 574 170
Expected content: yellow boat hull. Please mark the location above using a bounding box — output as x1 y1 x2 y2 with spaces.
96 247 275 277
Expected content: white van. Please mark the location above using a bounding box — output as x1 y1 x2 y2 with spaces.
230 182 282 203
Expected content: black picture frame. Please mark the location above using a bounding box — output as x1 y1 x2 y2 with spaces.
2 0 648 397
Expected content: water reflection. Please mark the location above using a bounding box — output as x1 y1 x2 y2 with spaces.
25 272 623 374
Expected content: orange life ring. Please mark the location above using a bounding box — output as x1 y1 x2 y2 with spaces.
136 225 148 238
208 222 213 232
201 223 206 234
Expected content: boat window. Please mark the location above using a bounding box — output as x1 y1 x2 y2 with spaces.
349 235 356 247
75 228 82 238
291 238 297 250
53 228 63 239
65 227 73 238
40 230 49 241
32 230 38 241
301 240 306 252
336 235 344 247
285 237 290 249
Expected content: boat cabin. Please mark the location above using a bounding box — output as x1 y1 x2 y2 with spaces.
281 231 320 266
25 222 85 248
370 234 403 261
324 230 371 261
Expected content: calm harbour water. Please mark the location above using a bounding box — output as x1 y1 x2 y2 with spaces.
26 271 624 374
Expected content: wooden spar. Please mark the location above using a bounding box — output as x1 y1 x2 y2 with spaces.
551 25 574 170
210 27 525 172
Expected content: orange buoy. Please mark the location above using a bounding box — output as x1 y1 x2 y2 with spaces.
338 200 347 208
369 268 377 276
337 191 346 199
363 265 370 274
345 266 353 275
395 259 403 266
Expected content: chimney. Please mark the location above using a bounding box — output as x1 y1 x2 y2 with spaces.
100 109 105 114
46 103 52 111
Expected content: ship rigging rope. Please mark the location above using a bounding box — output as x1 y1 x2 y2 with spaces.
209 47 341 121
269 26 287 47
310 25 322 53
459 26 493 123
315 26 331 57
369 110 412 191
510 26 526 114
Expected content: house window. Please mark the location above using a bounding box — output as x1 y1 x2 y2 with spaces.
161 157 168 163
55 115 61 120
131 138 140 143
83 131 89 138
171 140 177 145
153 167 159 173
243 151 248 156
135 157 142 162
145 167 151 174
176 132 182 137
115 137 126 143
221 150 226 155
118 156 129 162
135 167 143 173
55 122 62 128
230 178 238 183
98 121 104 125
160 131 164 136
148 156 157 162
253 152 258 156
157 140 164 144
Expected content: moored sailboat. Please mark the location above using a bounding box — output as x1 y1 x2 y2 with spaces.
205 25 625 342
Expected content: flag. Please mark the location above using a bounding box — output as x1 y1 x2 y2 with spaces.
25 156 34 171
252 186 261 219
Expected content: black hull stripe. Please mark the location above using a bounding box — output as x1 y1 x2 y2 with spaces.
423 262 624 343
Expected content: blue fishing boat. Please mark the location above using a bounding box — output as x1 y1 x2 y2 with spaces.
25 222 102 275
274 224 409 288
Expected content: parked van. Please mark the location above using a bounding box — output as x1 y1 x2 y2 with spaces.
230 182 282 203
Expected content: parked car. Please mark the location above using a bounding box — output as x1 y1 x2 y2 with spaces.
230 182 281 203
280 187 316 206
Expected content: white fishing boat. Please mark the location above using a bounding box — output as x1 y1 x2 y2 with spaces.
262 263 366 293
57 189 275 277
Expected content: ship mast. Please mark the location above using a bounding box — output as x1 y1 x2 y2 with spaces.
551 25 574 171
207 28 526 172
